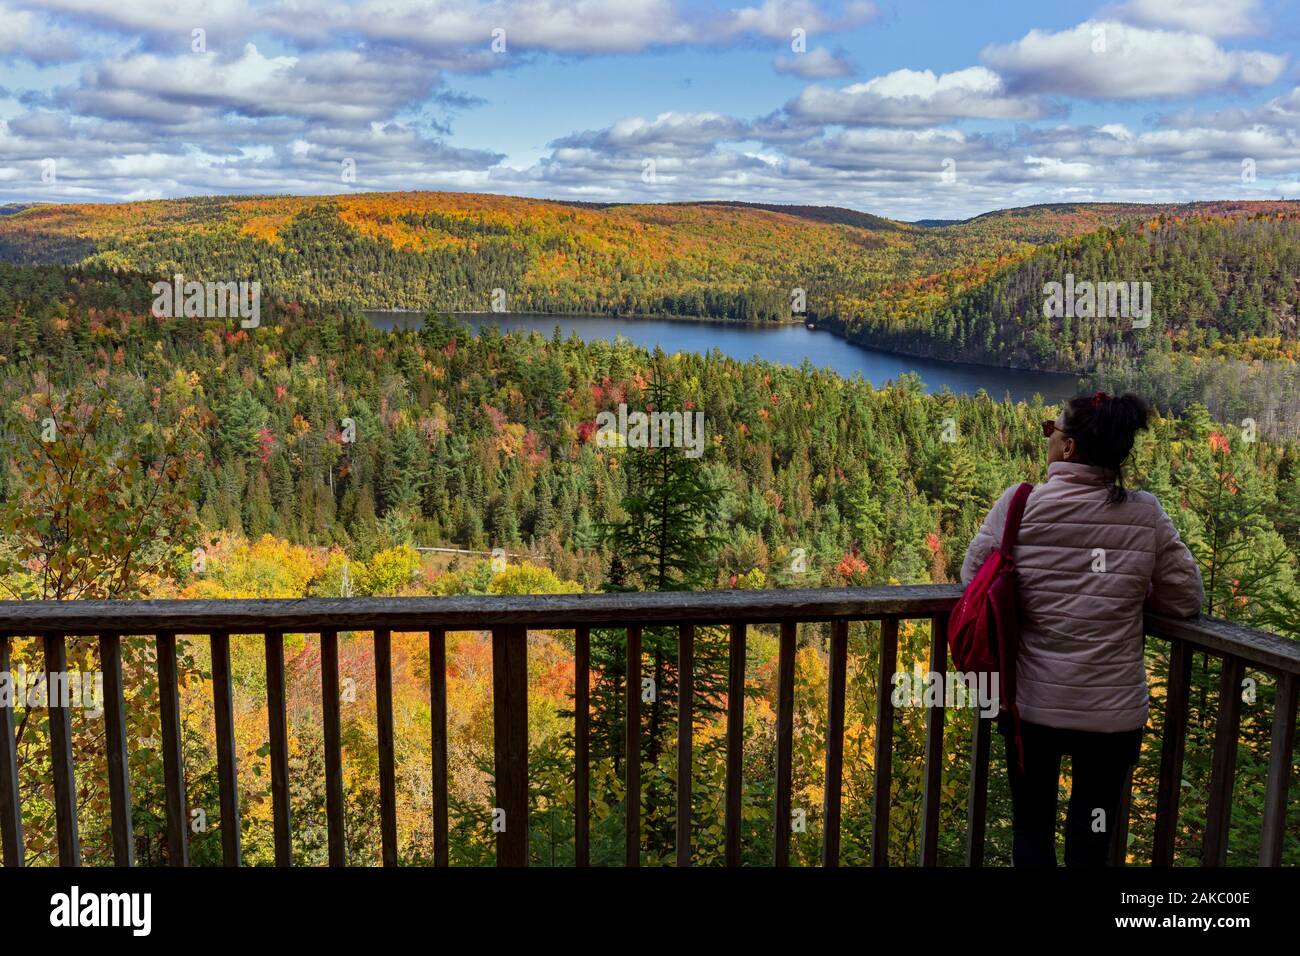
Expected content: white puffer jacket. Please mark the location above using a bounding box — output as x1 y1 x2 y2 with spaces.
961 461 1204 732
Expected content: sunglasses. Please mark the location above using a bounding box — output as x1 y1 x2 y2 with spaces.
1041 420 1072 438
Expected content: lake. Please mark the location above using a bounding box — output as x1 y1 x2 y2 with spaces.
365 311 1079 404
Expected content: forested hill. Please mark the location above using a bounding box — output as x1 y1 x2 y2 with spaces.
0 191 1288 323
842 211 1300 369
0 192 1297 397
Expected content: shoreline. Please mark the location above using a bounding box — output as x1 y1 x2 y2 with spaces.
362 307 1083 385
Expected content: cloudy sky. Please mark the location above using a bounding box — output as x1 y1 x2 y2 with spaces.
1 0 1297 219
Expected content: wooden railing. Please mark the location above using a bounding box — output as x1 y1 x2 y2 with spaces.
0 586 1295 867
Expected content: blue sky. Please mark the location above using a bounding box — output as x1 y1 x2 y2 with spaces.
1 0 1297 219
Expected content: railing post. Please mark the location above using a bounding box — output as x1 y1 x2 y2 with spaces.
430 629 449 867
676 623 694 868
965 714 992 867
1153 638 1191 865
725 622 746 867
99 633 133 867
920 614 948 867
210 631 241 867
574 626 590 868
492 625 528 866
1260 671 1298 866
320 629 346 866
872 617 898 866
773 621 796 866
1203 654 1245 866
822 619 848 867
374 628 398 867
0 635 23 867
45 635 81 866
156 631 188 867
625 624 641 867
264 630 292 866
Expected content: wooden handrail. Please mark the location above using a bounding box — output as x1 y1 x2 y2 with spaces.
0 586 1295 869
0 588 1294 675
0 585 964 633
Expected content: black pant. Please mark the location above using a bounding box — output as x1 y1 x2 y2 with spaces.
996 713 1143 867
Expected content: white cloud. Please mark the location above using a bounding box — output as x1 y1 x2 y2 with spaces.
0 2 82 63
983 20 1286 98
721 0 876 40
1156 84 1300 131
19 0 257 50
341 0 694 55
22 0 876 60
789 66 1048 125
550 112 749 157
1022 155 1094 179
1114 0 1266 38
71 44 442 124
774 46 854 78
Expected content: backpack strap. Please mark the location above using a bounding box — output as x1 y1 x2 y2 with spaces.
999 482 1034 555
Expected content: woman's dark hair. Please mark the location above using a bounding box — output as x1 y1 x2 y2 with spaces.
1061 391 1152 502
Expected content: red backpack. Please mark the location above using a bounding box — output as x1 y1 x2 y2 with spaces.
948 482 1033 771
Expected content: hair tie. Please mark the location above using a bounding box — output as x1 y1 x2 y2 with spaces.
1091 391 1110 407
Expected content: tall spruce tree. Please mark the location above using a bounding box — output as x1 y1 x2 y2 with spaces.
588 365 729 861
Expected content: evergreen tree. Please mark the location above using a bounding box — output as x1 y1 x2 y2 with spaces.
590 367 729 859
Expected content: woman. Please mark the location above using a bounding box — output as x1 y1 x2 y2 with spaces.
960 391 1203 866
